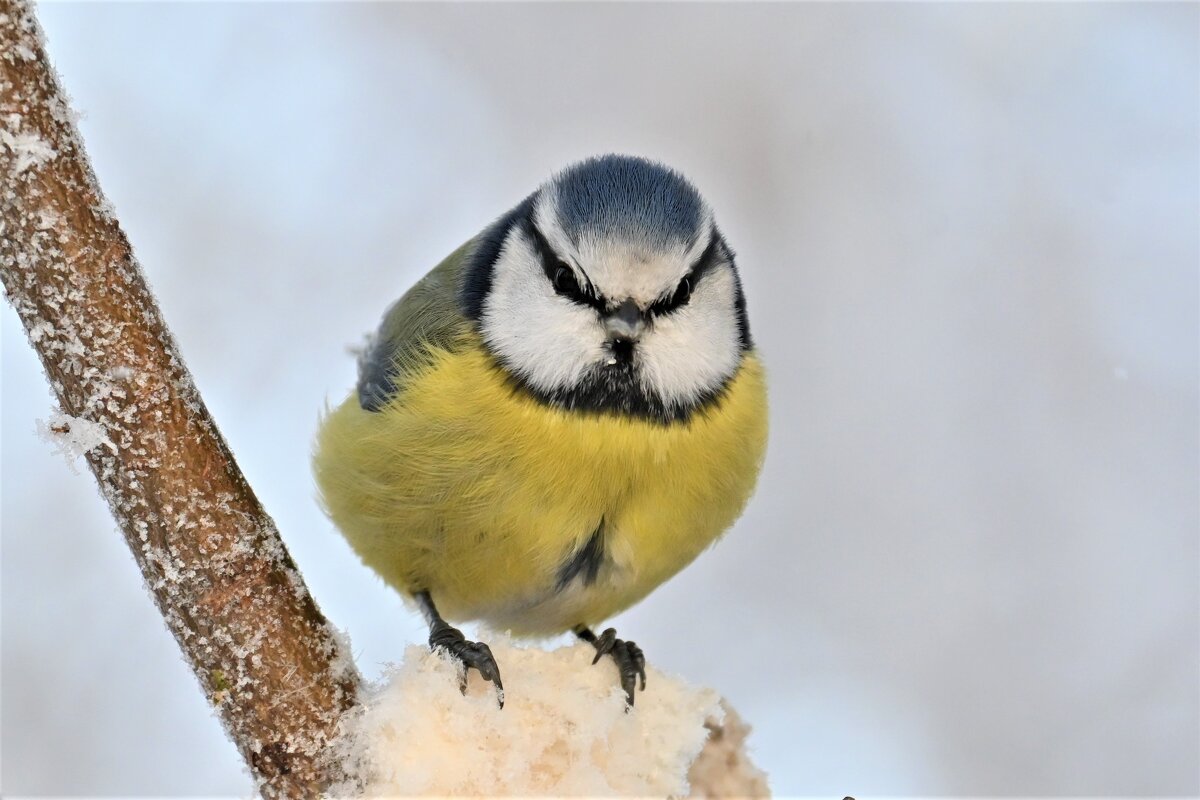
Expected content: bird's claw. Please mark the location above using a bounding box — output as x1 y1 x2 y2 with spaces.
587 627 647 706
590 627 616 663
429 621 504 708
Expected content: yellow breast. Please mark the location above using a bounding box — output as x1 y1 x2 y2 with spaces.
313 334 768 635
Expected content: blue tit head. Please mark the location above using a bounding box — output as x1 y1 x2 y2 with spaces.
461 154 752 422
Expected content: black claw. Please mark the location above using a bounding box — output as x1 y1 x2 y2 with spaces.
577 626 646 706
429 620 504 708
591 627 617 664
628 642 647 691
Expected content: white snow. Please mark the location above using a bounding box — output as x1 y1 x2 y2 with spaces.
1 114 57 174
328 637 731 797
36 411 117 473
326 626 360 689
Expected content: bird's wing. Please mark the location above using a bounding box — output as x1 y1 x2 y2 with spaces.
356 241 474 411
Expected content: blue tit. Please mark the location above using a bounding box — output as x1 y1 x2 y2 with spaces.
313 154 768 705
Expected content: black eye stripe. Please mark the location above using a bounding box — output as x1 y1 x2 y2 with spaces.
650 231 723 316
522 220 726 317
522 218 604 310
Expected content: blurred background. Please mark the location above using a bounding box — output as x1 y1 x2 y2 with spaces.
2 3 1197 796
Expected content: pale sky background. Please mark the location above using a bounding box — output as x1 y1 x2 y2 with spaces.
2 2 1198 796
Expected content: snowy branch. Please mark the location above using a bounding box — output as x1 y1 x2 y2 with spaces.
0 3 359 796
333 639 771 797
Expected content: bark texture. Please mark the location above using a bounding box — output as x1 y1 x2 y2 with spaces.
0 4 360 796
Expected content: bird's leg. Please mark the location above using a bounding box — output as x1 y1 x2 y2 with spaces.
415 590 504 708
575 625 646 706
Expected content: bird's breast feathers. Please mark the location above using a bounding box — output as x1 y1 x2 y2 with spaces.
314 332 767 635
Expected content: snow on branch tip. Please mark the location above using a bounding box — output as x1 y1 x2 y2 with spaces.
330 636 769 798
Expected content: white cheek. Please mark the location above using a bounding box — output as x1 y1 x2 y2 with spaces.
637 269 742 408
480 236 606 393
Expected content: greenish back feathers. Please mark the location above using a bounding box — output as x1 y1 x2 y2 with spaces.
357 243 473 410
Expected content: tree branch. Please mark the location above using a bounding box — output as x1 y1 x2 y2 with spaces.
0 3 360 796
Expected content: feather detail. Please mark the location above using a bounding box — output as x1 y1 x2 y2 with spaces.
314 335 768 635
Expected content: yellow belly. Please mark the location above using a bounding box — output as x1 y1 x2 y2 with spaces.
313 335 768 635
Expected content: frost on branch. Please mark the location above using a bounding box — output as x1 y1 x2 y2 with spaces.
36 410 116 472
0 116 54 173
330 638 769 797
1 2 359 796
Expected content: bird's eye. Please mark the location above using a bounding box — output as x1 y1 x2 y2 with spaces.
649 275 695 316
553 264 580 295
672 276 692 307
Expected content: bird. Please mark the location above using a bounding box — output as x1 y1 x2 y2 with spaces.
313 154 768 706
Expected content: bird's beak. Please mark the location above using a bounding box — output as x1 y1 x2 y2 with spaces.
604 299 645 341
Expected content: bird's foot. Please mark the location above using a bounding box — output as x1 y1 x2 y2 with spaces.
429 620 504 708
579 626 646 706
